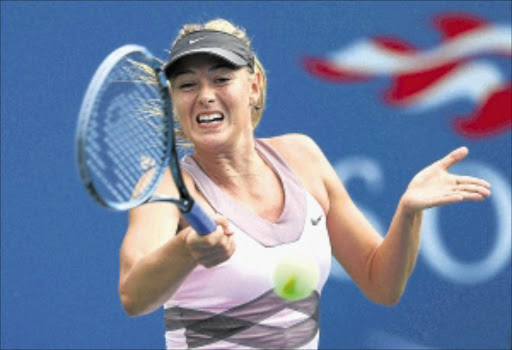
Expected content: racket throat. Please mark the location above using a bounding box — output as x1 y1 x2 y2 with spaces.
147 196 194 212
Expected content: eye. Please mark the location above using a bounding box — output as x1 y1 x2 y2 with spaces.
178 81 196 90
214 76 232 85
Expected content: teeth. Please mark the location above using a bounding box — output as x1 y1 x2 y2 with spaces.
197 113 223 123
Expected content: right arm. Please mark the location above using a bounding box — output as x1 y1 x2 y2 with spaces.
118 169 234 316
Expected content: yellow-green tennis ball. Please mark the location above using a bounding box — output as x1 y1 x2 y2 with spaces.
272 252 319 301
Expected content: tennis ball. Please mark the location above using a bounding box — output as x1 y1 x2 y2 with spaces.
272 251 319 301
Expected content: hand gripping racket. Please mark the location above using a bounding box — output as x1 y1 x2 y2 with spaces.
75 44 216 235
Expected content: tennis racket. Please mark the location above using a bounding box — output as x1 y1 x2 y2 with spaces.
75 44 216 235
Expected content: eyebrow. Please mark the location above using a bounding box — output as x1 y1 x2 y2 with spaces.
172 63 237 79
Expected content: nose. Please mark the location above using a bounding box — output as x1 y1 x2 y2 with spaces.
197 84 215 107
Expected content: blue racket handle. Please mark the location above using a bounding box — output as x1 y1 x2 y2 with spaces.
182 202 217 236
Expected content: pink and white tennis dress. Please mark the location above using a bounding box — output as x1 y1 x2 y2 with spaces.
164 139 332 349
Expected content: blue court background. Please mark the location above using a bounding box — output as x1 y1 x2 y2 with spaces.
1 1 510 349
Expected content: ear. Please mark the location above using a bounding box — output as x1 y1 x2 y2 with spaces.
248 71 261 107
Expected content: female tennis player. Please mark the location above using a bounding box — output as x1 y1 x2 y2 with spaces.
117 19 491 349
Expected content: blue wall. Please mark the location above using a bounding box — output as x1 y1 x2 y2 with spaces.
2 1 510 349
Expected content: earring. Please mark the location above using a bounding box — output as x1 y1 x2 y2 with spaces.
250 100 261 110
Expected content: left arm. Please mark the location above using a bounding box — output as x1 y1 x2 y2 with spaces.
357 146 492 304
364 201 423 306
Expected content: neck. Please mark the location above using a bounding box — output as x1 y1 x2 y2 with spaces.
192 137 267 187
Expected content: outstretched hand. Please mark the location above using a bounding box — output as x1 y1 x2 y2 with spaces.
400 147 492 213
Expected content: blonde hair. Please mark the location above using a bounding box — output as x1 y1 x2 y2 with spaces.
170 18 267 129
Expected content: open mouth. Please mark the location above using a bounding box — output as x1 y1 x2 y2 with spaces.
196 113 224 124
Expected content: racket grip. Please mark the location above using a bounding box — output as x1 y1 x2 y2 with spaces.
183 202 217 236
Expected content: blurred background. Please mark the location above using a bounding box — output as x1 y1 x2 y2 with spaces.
1 1 510 349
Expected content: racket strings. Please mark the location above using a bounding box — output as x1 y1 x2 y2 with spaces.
112 74 165 196
103 88 155 189
84 54 169 205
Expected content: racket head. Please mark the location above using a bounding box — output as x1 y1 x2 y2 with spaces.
76 45 171 210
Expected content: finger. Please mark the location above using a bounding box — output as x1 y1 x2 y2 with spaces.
190 244 224 263
190 228 234 252
456 175 492 189
213 214 234 236
424 185 490 208
437 190 485 206
439 146 469 170
455 183 492 197
186 230 220 249
442 188 488 204
453 191 487 202
196 237 235 267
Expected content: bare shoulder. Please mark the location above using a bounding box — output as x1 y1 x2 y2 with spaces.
265 133 325 166
265 134 331 211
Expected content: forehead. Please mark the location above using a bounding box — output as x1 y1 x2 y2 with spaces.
170 53 237 77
